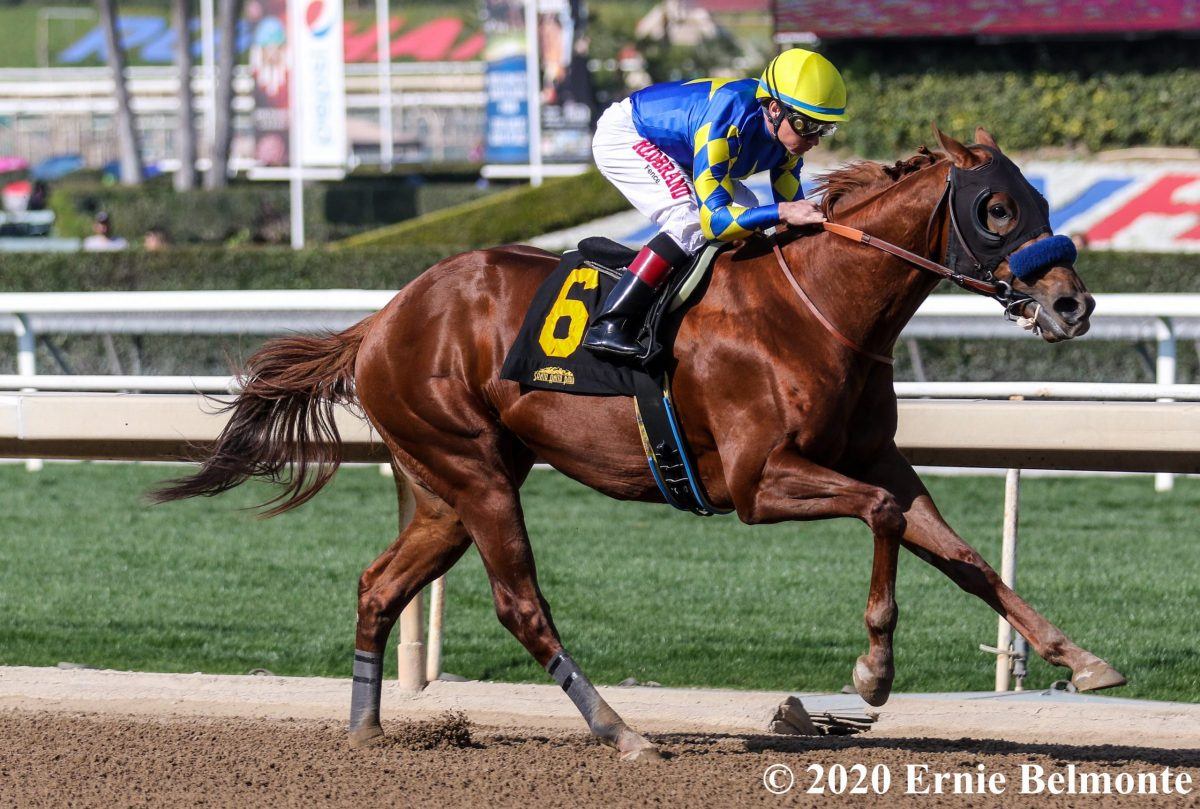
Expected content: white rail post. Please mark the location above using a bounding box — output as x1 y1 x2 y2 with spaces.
375 0 394 170
14 314 42 472
1155 317 1176 492
426 575 445 683
395 472 428 691
1012 631 1028 691
994 465 1021 691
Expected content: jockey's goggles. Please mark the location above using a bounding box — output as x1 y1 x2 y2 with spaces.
787 111 837 138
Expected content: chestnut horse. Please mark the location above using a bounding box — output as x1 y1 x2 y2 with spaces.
154 127 1123 760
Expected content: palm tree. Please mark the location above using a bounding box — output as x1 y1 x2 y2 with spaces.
97 0 144 185
173 0 198 190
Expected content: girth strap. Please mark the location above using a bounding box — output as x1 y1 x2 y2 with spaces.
771 242 895 366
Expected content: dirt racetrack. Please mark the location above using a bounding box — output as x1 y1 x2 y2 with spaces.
2 668 1198 807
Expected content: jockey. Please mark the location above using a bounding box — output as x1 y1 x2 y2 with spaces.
583 48 847 356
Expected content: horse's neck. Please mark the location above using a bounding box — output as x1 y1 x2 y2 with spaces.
791 164 949 358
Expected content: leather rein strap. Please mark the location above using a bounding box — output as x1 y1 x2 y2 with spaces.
822 221 1001 296
771 240 895 366
770 218 1008 366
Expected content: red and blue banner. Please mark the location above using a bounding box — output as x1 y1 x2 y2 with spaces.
56 14 484 65
1027 161 1200 252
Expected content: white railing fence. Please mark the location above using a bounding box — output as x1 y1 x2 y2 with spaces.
5 289 1196 488
5 290 1197 382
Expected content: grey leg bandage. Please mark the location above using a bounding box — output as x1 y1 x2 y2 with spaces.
349 649 383 730
546 650 622 739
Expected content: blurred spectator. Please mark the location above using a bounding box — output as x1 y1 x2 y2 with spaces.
28 181 49 212
1069 232 1090 251
82 211 129 251
143 227 170 251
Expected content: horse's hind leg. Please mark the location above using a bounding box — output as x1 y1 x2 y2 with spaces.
457 479 660 761
867 448 1126 691
349 471 472 746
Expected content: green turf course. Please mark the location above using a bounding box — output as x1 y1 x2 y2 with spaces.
1 464 1196 702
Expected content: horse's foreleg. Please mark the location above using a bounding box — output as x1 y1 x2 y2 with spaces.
349 483 472 747
735 445 906 706
865 447 1126 692
460 485 660 761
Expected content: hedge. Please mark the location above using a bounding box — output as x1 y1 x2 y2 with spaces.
0 247 1194 294
337 170 628 249
48 176 494 246
0 247 449 292
825 39 1199 157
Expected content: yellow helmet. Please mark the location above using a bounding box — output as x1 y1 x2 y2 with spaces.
756 48 848 122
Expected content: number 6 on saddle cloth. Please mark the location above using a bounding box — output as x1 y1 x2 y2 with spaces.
501 237 729 516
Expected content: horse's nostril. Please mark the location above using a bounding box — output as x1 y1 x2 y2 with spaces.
1053 295 1083 322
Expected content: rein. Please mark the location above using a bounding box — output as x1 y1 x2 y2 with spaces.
821 221 1001 296
771 221 1042 364
770 240 895 365
770 150 1067 362
821 216 1042 332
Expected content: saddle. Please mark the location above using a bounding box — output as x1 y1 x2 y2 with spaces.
500 238 731 516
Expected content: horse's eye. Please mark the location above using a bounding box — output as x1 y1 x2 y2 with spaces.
989 204 1010 219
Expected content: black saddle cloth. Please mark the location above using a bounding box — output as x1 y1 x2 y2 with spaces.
500 241 635 395
500 238 731 516
500 238 708 395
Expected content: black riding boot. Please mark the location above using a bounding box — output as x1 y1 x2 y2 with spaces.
582 270 659 356
583 234 688 357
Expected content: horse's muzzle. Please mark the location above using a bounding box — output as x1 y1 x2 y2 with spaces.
1034 290 1095 341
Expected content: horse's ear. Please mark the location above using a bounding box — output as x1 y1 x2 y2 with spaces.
932 123 980 168
975 127 999 149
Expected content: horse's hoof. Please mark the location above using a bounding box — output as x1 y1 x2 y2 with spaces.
852 655 893 707
615 729 661 762
1072 660 1127 692
619 743 662 762
348 724 385 748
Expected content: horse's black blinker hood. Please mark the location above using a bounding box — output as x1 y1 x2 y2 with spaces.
947 145 1052 278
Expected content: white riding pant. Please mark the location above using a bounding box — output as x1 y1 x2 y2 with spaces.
591 99 760 255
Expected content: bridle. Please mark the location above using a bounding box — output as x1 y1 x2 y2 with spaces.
771 156 1050 364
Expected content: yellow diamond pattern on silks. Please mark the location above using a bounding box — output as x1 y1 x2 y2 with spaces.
705 137 730 167
773 172 800 201
684 77 736 99
716 215 748 240
694 169 721 209
693 123 712 156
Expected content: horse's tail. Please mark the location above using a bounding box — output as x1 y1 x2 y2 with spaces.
150 313 379 517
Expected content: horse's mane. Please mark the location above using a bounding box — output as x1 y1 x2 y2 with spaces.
814 146 944 217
